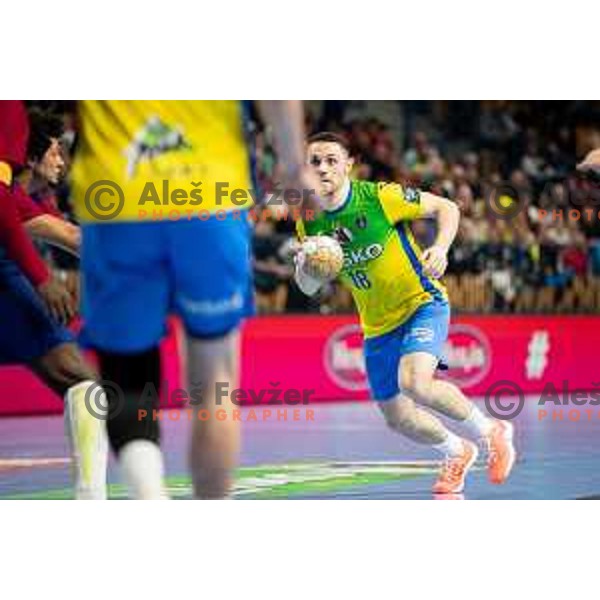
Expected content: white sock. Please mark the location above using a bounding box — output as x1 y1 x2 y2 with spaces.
119 440 168 500
432 430 464 458
462 404 493 440
64 381 109 500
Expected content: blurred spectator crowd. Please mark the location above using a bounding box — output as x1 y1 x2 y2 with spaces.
26 100 600 316
252 100 600 315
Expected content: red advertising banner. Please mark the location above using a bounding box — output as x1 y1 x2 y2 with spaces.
240 315 600 400
0 314 598 415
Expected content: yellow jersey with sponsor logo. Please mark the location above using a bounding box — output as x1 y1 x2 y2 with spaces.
71 101 254 222
298 179 448 339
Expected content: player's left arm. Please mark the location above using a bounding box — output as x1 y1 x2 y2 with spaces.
14 184 81 256
24 215 81 256
378 182 459 279
418 192 460 279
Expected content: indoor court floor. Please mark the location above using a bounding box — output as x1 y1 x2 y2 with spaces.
1 397 599 499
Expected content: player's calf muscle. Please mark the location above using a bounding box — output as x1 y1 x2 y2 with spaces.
403 372 471 421
380 398 446 444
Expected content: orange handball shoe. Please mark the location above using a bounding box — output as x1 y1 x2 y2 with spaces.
432 441 478 495
486 420 516 485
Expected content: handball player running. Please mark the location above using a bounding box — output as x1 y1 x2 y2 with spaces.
295 132 516 495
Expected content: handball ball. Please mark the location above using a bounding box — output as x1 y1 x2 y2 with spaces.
301 235 345 280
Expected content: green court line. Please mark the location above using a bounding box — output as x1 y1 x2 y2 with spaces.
1 461 440 500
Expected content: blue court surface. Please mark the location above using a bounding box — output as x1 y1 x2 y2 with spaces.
1 397 599 499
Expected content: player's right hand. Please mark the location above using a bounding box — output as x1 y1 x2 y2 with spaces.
292 247 325 297
292 246 308 271
421 245 448 279
37 274 76 325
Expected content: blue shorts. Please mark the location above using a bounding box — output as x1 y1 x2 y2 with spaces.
0 258 74 365
363 300 450 401
80 213 254 353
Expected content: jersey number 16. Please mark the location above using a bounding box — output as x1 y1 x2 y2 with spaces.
350 270 371 290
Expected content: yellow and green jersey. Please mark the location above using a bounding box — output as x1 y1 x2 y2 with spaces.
71 100 254 222
298 179 447 339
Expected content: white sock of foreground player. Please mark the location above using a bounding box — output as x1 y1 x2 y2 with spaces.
64 381 108 500
119 440 168 500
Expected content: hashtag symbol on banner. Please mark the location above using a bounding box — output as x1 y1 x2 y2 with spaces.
526 331 550 379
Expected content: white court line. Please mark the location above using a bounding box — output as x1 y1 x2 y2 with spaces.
0 457 70 470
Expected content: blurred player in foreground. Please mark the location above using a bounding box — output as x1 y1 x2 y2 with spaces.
295 132 516 494
71 101 317 499
0 101 107 499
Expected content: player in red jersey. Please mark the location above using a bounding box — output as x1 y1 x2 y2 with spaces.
0 102 107 499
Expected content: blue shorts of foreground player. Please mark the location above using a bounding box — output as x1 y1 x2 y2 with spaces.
80 212 254 353
0 257 74 365
363 299 450 401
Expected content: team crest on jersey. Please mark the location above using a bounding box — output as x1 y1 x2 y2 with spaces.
332 226 354 245
355 215 368 229
404 187 421 204
125 115 192 177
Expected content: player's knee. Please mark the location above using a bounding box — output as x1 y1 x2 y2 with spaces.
34 343 98 395
380 396 417 431
97 347 162 455
400 371 433 403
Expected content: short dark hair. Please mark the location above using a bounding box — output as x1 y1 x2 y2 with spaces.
306 131 350 155
27 109 64 162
